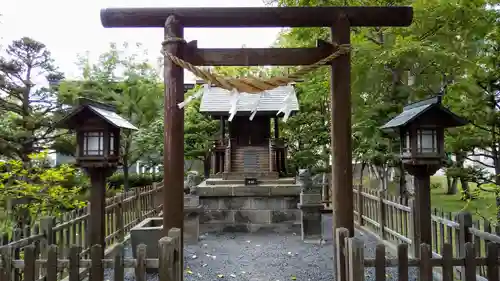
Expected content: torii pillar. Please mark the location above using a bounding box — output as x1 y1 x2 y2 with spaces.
99 7 413 281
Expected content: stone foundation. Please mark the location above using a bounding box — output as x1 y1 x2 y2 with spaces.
197 177 301 233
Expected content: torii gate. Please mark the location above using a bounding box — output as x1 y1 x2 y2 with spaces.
100 6 413 279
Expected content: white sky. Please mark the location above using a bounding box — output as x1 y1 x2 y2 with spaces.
0 0 283 82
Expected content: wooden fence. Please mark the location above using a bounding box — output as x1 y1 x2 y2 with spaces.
0 183 163 281
336 228 499 281
0 227 182 281
349 185 500 281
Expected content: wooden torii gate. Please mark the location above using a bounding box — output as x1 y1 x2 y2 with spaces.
100 6 413 279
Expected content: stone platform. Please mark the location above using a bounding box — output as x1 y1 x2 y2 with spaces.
197 177 301 233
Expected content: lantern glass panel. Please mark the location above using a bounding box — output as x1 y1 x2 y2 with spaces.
417 129 437 153
83 132 104 156
402 132 410 153
109 132 115 155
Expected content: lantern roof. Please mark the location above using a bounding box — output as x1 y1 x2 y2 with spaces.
380 95 468 133
56 98 138 131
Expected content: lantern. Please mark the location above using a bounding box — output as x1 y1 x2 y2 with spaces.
56 98 138 168
381 95 467 172
381 95 468 251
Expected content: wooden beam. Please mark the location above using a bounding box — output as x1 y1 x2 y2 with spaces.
100 6 413 28
184 40 335 66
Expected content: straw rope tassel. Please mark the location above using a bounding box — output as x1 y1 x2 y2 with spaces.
161 38 350 94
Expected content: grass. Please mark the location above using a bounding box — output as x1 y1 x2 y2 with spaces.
429 176 497 222
361 175 498 222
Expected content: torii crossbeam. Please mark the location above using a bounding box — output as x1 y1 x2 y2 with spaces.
100 6 413 281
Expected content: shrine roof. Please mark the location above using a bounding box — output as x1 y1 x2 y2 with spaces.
199 85 300 116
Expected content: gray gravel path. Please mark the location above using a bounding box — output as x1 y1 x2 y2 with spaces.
106 215 418 281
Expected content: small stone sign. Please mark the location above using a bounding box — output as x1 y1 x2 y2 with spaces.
245 177 258 185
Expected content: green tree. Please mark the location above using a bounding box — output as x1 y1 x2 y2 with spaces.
136 87 219 178
0 37 65 163
0 151 86 231
444 22 500 221
58 42 163 189
271 0 495 198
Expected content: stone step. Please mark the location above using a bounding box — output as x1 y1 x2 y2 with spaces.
205 177 296 186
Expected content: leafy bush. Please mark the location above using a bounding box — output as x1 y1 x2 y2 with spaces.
0 151 86 228
107 173 161 190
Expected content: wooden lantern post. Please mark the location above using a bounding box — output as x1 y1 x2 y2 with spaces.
56 98 138 281
100 6 413 279
381 96 467 256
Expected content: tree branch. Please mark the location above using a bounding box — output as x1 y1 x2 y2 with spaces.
465 156 495 169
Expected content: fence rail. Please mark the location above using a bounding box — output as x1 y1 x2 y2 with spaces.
336 228 500 281
339 184 500 280
0 183 163 281
0 227 182 281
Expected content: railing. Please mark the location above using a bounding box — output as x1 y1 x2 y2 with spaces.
350 185 500 281
0 227 182 281
0 183 163 281
336 228 500 281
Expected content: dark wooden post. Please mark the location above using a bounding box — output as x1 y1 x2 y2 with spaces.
87 168 110 251
163 14 185 263
413 168 432 251
330 13 354 281
86 167 113 281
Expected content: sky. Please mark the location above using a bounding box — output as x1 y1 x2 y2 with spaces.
0 0 283 82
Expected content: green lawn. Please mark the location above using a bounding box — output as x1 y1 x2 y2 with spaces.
362 175 497 221
429 176 497 222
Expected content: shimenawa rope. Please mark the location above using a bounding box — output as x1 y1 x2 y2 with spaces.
161 37 350 94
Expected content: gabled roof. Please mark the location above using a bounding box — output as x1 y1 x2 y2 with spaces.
56 98 138 130
380 96 468 132
199 85 299 116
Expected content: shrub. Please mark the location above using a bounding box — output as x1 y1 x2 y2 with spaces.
107 173 161 190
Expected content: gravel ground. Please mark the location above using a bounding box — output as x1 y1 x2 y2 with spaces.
104 215 418 281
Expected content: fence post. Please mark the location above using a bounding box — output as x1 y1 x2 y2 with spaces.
357 185 364 226
377 191 386 240
39 217 54 277
136 186 143 223
407 199 418 258
116 195 125 242
455 211 472 281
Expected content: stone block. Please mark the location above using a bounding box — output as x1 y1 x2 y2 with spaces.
234 210 270 224
267 198 284 210
184 195 199 207
198 186 232 197
184 212 200 244
232 186 270 196
283 197 299 209
250 197 269 209
200 198 219 210
219 197 251 210
199 210 233 223
269 185 301 196
300 207 323 243
299 193 322 205
271 210 299 223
